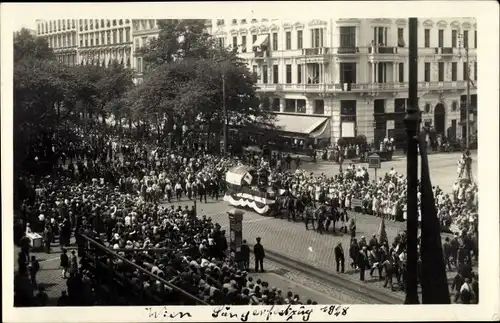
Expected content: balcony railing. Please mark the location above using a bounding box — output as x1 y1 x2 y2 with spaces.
256 81 469 92
368 46 398 54
337 46 359 54
302 47 330 56
435 47 456 55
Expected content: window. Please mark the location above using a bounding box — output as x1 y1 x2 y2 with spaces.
96 37 99 46
397 28 405 47
286 64 292 83
314 100 325 115
126 28 130 42
424 62 431 82
340 26 356 47
311 28 323 48
438 29 444 47
80 39 83 47
119 30 123 43
424 29 430 48
297 100 306 113
373 27 387 45
398 63 404 82
90 38 93 47
297 64 302 83
101 33 105 45
107 31 111 44
474 30 477 48
241 19 247 24
273 65 279 84
232 36 237 49
463 62 468 80
452 62 457 81
113 19 117 26
85 39 88 47
438 62 444 81
262 65 268 83
452 30 458 48
285 99 295 113
252 34 257 45
272 98 280 112
377 63 387 83
241 35 247 52
272 33 278 50
463 30 469 48
297 30 303 49
285 31 291 50
252 65 258 78
474 61 477 80
340 63 356 83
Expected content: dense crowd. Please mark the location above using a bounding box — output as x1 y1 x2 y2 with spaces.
14 133 478 306
15 135 326 306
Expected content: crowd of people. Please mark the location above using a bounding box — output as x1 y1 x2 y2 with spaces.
15 134 329 306
14 131 478 306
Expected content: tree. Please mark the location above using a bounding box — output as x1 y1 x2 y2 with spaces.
130 20 275 149
139 19 214 68
14 28 54 63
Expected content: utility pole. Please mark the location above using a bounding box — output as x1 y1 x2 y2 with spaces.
404 17 420 305
222 73 228 156
465 42 470 150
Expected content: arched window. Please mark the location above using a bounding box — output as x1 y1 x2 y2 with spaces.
424 103 431 113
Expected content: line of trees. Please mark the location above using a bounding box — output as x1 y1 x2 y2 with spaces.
14 20 275 175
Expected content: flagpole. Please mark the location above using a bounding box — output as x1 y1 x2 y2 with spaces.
404 17 420 304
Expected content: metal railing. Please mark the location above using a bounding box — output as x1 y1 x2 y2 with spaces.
80 233 208 305
256 81 470 92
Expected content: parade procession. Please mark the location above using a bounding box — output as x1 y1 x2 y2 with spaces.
11 14 482 311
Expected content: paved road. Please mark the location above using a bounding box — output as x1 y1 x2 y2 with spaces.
23 152 475 305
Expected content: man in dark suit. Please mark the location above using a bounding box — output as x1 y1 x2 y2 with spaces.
240 240 250 270
334 242 345 273
358 246 369 281
253 237 265 272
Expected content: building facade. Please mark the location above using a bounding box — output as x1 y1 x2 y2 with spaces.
77 19 133 68
131 19 160 84
212 18 478 145
36 19 79 66
36 19 133 68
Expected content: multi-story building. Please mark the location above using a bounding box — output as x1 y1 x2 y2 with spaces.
212 17 478 146
77 19 133 68
131 19 160 84
36 19 79 66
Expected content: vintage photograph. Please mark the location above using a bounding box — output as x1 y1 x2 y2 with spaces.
11 15 480 309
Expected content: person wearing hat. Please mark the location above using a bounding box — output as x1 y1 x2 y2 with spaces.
253 237 265 273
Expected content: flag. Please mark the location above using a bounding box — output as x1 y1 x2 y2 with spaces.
243 172 253 185
378 217 388 245
418 132 451 304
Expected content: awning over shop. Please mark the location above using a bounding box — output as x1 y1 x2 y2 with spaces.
252 35 269 48
274 114 330 138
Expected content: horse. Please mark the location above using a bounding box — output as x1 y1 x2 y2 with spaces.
288 196 305 222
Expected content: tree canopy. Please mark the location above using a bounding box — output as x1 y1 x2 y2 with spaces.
130 19 275 146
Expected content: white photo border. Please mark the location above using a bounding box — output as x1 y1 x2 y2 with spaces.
2 1 499 322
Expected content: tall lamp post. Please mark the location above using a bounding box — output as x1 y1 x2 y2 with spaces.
457 31 471 150
215 56 228 156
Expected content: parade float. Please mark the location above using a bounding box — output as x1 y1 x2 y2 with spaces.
223 165 279 214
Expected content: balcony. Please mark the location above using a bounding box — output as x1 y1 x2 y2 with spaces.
435 47 457 57
368 46 398 54
337 46 359 54
254 50 269 59
302 47 330 56
255 81 469 94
